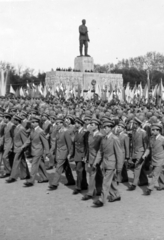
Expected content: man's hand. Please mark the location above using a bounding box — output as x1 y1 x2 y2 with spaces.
82 157 87 163
116 169 121 174
92 164 97 170
67 154 71 161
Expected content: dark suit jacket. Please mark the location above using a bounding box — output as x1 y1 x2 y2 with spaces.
22 119 31 135
55 128 73 161
22 126 49 157
42 120 52 136
150 135 164 166
49 124 58 152
3 121 15 152
73 128 89 162
87 130 102 165
13 124 28 153
131 128 147 160
0 121 6 151
95 132 123 171
118 131 130 159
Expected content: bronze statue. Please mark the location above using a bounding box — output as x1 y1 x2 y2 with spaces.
79 19 90 57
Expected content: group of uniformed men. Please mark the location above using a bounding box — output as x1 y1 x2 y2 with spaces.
0 97 164 207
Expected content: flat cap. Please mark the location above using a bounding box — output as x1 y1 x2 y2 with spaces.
134 116 142 125
151 123 162 130
75 117 84 125
102 120 114 128
118 121 126 128
4 113 12 119
13 115 23 122
31 116 40 123
91 118 101 126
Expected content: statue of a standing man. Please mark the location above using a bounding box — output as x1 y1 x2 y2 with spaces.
79 19 90 57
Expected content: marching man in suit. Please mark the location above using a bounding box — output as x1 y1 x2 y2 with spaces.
0 112 6 168
72 117 89 195
82 118 103 200
93 119 123 207
41 113 52 140
117 121 129 183
0 113 15 178
21 116 49 187
6 115 30 183
48 117 75 190
128 117 148 190
143 123 164 195
46 115 57 170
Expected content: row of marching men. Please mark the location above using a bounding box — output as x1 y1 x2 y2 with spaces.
0 111 164 207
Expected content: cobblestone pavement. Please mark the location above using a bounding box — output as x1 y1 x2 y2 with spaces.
0 167 164 240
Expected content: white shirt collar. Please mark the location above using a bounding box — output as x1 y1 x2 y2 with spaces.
156 134 160 140
136 127 141 132
78 127 83 133
35 126 39 131
106 132 112 139
93 130 99 137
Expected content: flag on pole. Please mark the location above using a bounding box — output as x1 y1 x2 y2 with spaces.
9 85 15 94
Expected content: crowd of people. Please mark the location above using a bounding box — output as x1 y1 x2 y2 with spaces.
0 95 164 207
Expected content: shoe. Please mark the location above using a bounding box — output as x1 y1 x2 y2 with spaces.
108 196 121 202
81 195 92 201
24 182 33 187
46 166 53 170
72 189 81 195
64 181 75 186
128 185 136 191
38 179 49 183
48 185 58 190
6 178 16 183
156 187 164 191
0 173 10 178
93 200 103 207
144 189 152 195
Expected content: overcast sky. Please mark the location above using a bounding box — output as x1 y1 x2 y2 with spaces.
0 0 164 72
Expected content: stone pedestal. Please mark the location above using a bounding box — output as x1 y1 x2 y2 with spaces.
74 56 94 72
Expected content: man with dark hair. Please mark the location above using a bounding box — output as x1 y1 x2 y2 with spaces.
117 121 129 183
128 116 148 190
6 115 30 183
21 116 49 186
82 118 103 200
0 113 15 178
143 123 164 195
72 117 89 194
48 117 75 190
93 119 123 207
0 112 6 169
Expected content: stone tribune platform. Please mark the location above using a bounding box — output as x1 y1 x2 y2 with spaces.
46 56 123 92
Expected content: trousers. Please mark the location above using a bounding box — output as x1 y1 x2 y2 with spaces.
86 163 103 196
132 159 148 186
27 155 48 184
100 169 120 204
75 161 88 190
148 166 164 190
51 159 75 186
10 151 30 179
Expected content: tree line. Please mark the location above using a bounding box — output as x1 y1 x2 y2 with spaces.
94 51 164 88
1 51 164 90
